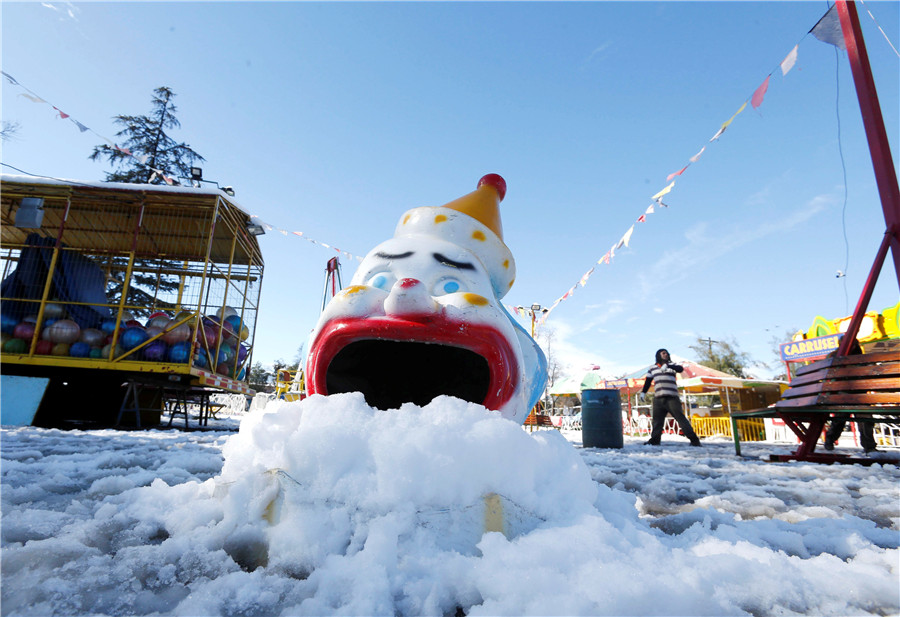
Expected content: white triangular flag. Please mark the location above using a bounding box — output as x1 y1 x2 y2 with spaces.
780 45 798 76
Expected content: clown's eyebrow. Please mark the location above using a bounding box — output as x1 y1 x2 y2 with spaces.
375 251 414 260
433 253 475 270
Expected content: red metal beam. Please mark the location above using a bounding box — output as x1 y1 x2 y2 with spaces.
834 0 900 356
837 227 894 356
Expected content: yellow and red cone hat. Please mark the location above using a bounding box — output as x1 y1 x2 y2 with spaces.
394 174 516 299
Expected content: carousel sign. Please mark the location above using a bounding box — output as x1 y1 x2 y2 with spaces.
780 334 841 362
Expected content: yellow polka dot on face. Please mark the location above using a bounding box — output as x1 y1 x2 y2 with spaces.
402 214 411 225
463 293 489 306
508 279 515 288
471 230 486 241
342 285 368 296
502 259 509 269
434 214 448 224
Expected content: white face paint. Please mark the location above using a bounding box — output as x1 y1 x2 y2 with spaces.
351 237 496 303
306 196 547 424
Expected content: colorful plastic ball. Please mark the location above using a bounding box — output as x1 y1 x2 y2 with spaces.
101 343 123 359
80 328 106 347
51 343 71 356
3 338 27 354
142 340 168 361
0 333 9 347
162 321 191 344
145 326 164 340
193 348 209 369
237 344 250 366
215 306 238 321
69 342 91 358
147 315 170 330
120 326 149 351
239 325 250 341
120 311 134 322
43 303 67 319
23 315 38 324
175 310 194 323
237 367 246 381
125 319 142 328
42 318 58 329
89 347 103 359
217 344 235 365
47 319 81 344
221 320 237 340
168 341 192 364
1 313 19 334
202 317 226 343
216 362 233 376
207 319 236 343
35 340 53 355
196 323 217 347
224 314 242 331
100 319 118 336
13 322 36 342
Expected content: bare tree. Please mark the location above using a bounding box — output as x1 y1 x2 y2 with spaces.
535 326 562 389
1 121 20 141
688 336 754 378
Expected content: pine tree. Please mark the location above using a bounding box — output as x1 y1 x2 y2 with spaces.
88 87 205 316
89 86 204 184
248 362 272 391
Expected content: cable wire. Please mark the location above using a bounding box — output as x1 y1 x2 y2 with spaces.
831 43 850 316
1 162 97 188
858 0 900 58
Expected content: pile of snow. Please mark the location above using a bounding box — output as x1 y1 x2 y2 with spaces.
2 394 898 616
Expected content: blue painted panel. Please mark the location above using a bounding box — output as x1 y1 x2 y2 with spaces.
1 375 50 426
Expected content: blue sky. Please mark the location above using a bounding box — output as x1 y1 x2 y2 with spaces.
2 1 898 380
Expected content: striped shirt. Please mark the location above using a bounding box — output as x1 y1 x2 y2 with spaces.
644 363 682 398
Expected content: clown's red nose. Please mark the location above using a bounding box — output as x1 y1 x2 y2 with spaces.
384 278 439 320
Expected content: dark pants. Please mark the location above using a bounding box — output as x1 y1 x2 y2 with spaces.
826 416 877 451
648 395 700 444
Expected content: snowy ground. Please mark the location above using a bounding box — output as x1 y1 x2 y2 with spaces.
2 395 898 616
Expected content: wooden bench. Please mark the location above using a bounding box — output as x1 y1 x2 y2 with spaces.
730 350 900 464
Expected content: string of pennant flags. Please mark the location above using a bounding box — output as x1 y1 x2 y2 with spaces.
1 70 183 186
532 2 859 329
2 3 894 322
0 70 365 261
247 215 364 262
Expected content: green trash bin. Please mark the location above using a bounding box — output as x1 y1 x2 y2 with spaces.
581 388 623 448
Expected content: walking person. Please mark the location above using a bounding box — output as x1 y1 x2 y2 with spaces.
640 349 702 447
823 338 878 453
823 417 878 453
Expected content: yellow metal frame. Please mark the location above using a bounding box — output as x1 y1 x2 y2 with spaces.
274 369 305 401
1 177 264 394
690 416 766 441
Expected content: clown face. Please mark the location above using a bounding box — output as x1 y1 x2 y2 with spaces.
305 175 547 424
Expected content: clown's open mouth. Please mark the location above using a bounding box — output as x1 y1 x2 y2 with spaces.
326 340 490 409
306 317 518 411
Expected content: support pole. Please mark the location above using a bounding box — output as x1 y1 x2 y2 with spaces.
834 0 900 356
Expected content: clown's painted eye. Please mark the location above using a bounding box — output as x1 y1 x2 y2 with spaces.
367 272 396 291
433 277 464 296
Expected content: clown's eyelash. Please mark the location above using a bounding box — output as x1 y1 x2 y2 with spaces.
433 253 475 270
375 251 414 260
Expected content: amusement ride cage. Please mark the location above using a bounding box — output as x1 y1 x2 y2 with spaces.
0 174 264 425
